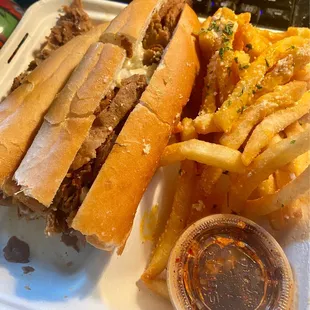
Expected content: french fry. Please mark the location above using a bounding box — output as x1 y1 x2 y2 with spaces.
268 169 302 230
198 8 239 62
257 27 310 43
268 198 303 231
211 173 230 211
285 121 310 176
231 50 251 80
198 166 223 196
254 55 295 96
239 23 271 59
142 278 170 299
201 54 218 113
160 139 245 173
257 174 277 196
214 37 310 132
198 16 213 61
193 113 221 135
215 20 238 105
181 118 197 141
220 81 307 149
293 63 310 84
255 42 310 97
229 127 310 212
243 165 310 217
242 91 310 165
187 184 212 226
200 8 242 111
142 160 195 280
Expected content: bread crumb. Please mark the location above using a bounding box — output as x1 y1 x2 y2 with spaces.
108 126 113 132
142 139 151 155
24 285 31 291
179 94 184 99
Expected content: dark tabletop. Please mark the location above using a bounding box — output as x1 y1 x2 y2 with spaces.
15 0 310 29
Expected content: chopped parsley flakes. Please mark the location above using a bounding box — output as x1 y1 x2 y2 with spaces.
239 64 250 70
223 23 234 36
237 105 247 114
219 46 232 59
208 20 220 32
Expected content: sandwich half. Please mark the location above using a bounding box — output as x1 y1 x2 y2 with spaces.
10 0 200 253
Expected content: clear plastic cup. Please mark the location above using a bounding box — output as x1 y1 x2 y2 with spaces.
167 214 294 310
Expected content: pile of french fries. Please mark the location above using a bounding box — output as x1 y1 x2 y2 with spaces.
141 8 310 297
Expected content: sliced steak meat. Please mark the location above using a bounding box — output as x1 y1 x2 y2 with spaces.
72 74 147 170
92 132 118 179
142 0 188 66
48 132 117 234
10 0 92 92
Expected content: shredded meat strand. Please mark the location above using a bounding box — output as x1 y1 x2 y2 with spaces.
10 0 92 92
72 74 147 170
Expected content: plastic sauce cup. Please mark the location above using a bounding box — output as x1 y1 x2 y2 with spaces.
167 214 294 310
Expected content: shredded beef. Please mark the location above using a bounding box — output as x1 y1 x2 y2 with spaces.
43 0 92 53
10 0 92 92
47 132 117 234
142 0 188 66
72 74 147 170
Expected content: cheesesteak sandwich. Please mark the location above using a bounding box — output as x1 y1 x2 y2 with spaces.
6 0 200 253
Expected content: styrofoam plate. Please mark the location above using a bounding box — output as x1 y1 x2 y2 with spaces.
0 1 309 309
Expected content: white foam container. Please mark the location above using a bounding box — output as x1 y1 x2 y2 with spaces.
0 1 309 309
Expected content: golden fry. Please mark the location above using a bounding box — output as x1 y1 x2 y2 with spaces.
231 50 251 80
215 20 238 105
142 278 170 299
293 63 310 84
255 42 310 97
181 118 197 141
198 166 223 196
255 55 295 96
229 127 310 212
268 169 302 230
211 173 230 212
260 27 310 43
201 54 218 113
142 160 195 280
257 174 277 196
214 37 310 133
220 81 307 149
193 113 221 134
242 91 310 165
285 122 310 176
160 139 245 173
187 180 212 225
243 166 310 217
198 8 239 62
239 23 271 59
